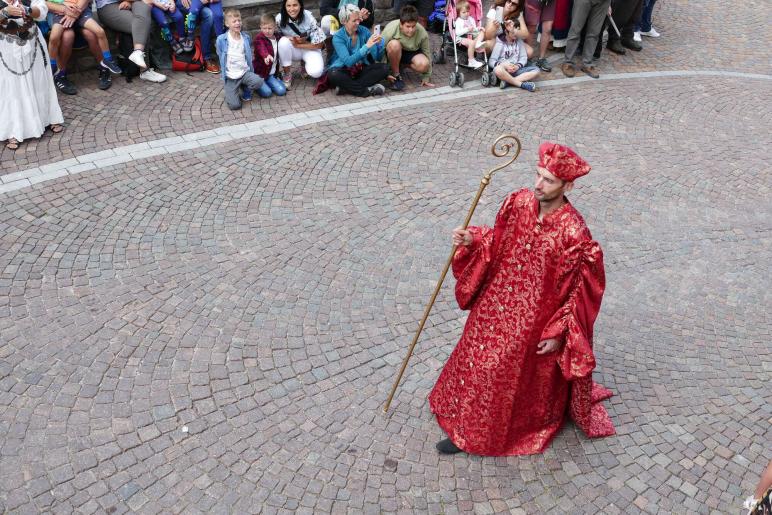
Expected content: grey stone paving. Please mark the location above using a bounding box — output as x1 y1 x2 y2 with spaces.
2 1 772 512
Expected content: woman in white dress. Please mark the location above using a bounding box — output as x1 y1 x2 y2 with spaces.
0 0 64 150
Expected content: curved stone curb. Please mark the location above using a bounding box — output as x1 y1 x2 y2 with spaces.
1 69 769 196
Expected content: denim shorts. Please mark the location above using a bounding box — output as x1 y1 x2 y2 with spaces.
51 7 94 28
509 64 539 76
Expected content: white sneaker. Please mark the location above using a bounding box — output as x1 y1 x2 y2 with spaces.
633 31 642 42
139 68 167 83
467 58 484 69
640 27 660 37
129 50 147 69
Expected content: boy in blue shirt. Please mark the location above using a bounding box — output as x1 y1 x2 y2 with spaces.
216 9 267 110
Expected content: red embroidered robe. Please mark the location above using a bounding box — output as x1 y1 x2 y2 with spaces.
428 189 615 456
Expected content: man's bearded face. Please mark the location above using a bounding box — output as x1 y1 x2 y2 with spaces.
534 167 568 201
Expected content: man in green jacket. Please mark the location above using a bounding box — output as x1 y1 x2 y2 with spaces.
382 5 434 90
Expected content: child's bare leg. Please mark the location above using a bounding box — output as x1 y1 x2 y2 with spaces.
494 64 518 86
82 18 109 52
460 40 474 61
80 26 103 61
48 24 64 61
511 69 539 86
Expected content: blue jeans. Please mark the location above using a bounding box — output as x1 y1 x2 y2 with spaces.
256 75 287 98
151 6 185 39
175 0 223 59
634 0 657 32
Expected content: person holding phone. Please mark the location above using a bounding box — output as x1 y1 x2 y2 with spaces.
327 4 388 96
1 0 64 150
275 0 325 89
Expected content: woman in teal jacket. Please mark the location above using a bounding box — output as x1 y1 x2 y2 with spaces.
327 4 389 96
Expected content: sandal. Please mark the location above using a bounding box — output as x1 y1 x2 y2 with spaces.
6 138 19 150
50 124 64 134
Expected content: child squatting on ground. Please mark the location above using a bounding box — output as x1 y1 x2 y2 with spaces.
47 0 122 77
489 18 539 91
252 14 287 96
216 9 280 110
453 0 485 69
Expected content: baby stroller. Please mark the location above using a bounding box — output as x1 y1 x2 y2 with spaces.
432 0 489 87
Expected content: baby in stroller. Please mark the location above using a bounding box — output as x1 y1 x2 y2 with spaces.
453 0 485 69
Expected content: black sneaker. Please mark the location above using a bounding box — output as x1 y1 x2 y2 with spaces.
100 56 122 75
54 73 77 95
98 67 112 90
389 75 405 91
537 57 552 72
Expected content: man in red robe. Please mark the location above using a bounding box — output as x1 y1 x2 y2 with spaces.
428 142 615 456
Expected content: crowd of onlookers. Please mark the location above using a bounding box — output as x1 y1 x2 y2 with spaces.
1 0 659 150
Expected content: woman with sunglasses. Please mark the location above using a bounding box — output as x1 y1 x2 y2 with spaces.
479 0 529 53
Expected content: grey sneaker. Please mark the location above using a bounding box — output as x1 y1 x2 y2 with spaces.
366 83 385 96
536 57 552 72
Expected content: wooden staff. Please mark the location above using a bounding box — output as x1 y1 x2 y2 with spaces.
383 134 522 413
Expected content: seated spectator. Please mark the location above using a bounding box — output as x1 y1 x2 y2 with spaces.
216 8 269 109
382 5 433 90
252 14 286 96
1 0 64 150
175 0 223 73
489 18 538 91
524 0 554 72
150 0 186 54
43 3 111 93
480 0 529 53
454 0 485 69
327 4 388 97
275 0 325 89
320 0 373 37
95 0 166 82
561 0 610 79
47 0 122 89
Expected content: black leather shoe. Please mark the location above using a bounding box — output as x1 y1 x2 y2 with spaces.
606 39 626 55
621 38 643 51
436 438 463 454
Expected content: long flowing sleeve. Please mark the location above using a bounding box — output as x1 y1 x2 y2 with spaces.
33 0 48 20
452 192 518 310
540 239 605 380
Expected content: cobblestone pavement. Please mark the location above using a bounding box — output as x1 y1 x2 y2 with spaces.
1 0 771 513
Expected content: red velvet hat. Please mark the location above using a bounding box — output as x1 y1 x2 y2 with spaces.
537 142 591 182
